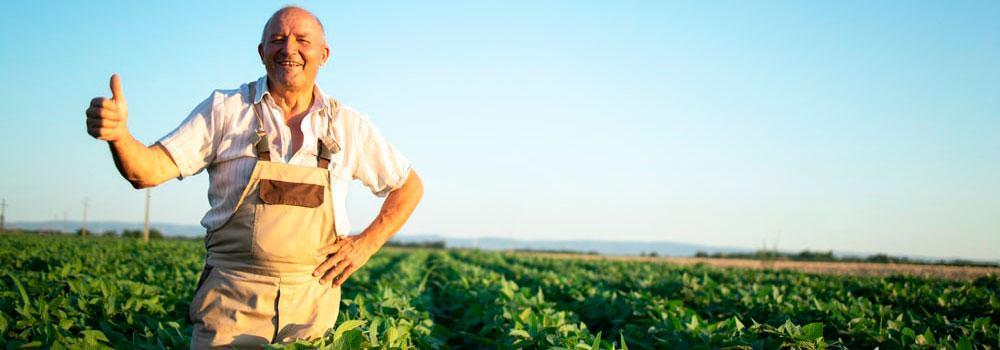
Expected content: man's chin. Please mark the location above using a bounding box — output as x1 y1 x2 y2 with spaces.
267 74 305 91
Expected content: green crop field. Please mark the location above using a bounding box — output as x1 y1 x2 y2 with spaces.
0 234 997 349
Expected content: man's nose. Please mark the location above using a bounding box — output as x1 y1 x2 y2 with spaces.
281 38 298 52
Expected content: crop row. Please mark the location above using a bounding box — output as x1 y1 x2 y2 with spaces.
1 235 201 348
274 250 628 349
453 250 999 349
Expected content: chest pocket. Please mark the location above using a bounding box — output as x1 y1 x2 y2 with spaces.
259 179 324 208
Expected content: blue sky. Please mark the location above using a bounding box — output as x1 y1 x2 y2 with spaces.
1 1 997 260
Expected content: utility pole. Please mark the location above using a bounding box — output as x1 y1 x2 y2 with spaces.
143 188 151 243
82 197 89 238
1 198 7 233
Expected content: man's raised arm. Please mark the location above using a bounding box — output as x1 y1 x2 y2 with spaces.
85 74 180 189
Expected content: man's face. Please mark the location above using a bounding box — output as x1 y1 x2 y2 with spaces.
258 10 329 92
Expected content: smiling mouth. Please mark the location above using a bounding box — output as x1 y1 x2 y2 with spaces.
276 60 303 68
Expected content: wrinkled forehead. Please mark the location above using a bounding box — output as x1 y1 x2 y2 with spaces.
261 9 326 41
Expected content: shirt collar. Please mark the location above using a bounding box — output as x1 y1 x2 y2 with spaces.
253 75 333 112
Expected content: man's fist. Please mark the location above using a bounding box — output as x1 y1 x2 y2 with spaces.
86 74 130 142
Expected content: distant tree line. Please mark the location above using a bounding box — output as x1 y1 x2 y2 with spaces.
2 228 167 240
693 250 999 268
84 228 164 239
385 240 446 249
512 248 600 255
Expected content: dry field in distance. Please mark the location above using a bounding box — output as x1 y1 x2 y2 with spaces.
524 252 1000 281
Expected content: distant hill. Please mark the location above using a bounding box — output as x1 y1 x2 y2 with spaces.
6 222 750 256
8 220 204 237
389 235 1000 263
9 222 994 263
389 234 754 257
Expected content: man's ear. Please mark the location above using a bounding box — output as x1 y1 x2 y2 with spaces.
321 45 331 66
258 43 265 64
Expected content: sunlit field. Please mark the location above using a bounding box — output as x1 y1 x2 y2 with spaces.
1 234 997 349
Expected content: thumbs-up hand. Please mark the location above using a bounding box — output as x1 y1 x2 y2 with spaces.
86 74 130 142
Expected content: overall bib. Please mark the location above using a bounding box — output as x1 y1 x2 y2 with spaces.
189 81 341 349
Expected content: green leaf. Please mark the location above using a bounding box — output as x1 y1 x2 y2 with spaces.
6 272 31 311
14 340 43 348
510 329 532 339
58 318 73 330
501 282 516 300
334 319 366 340
973 317 991 333
368 318 380 346
519 307 533 322
686 314 700 331
956 336 972 350
921 328 936 345
801 322 824 340
387 326 399 345
82 329 110 345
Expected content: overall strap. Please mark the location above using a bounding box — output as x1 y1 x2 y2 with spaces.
249 81 339 168
316 100 342 169
248 81 271 162
317 141 331 169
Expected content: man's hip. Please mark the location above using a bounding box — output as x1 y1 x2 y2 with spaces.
189 265 341 349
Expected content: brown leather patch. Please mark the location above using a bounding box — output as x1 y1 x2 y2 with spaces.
259 179 324 208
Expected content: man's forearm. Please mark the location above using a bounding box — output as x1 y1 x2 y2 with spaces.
108 136 178 189
358 169 424 248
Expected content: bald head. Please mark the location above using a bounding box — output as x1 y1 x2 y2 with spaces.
257 5 330 93
261 6 326 45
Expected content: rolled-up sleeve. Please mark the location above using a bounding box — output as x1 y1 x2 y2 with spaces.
351 114 411 197
156 92 220 179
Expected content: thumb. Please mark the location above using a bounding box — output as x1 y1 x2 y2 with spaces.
110 74 126 104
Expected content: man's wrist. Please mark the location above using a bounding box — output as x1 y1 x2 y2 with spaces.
109 132 136 148
357 231 386 252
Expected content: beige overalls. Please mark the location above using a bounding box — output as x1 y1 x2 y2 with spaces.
189 81 342 349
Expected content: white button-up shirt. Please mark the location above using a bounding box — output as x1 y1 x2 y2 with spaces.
157 76 411 235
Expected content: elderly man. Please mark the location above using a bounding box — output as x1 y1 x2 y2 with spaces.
84 6 423 348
